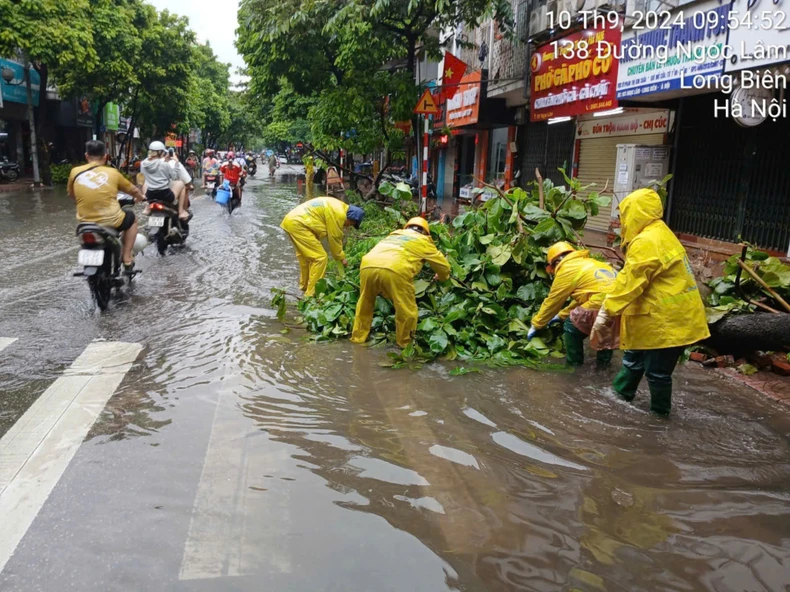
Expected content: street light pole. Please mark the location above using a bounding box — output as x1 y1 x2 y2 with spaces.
22 53 40 186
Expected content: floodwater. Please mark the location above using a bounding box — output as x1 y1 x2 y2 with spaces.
0 172 789 591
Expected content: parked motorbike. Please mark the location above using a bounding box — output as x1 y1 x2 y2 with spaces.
204 173 219 198
146 199 192 255
0 158 21 183
73 193 141 310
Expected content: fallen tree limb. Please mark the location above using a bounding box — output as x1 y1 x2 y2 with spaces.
737 259 790 313
706 313 790 355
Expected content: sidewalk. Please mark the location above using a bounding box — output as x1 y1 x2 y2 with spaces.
0 179 34 193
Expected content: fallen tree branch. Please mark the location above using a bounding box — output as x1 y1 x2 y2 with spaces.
535 168 545 210
473 176 525 234
737 259 790 313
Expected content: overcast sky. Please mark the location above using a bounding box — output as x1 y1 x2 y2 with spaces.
148 0 246 84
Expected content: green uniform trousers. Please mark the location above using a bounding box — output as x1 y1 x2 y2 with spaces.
564 319 613 367
613 347 684 416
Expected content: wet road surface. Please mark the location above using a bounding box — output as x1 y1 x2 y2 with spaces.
0 175 789 591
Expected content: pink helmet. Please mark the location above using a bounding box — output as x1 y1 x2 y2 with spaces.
227 151 235 160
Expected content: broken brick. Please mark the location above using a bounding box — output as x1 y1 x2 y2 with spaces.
771 358 790 377
689 352 709 363
715 355 735 368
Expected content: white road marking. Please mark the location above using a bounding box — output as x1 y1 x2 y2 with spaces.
179 381 293 580
0 340 142 574
0 338 17 353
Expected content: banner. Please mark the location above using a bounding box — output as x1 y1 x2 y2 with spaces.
104 102 120 131
616 0 729 99
576 109 671 139
0 59 40 106
446 71 481 128
725 0 790 72
530 25 621 122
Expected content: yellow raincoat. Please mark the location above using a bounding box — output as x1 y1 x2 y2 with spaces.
602 189 710 350
280 197 349 296
531 250 617 329
351 229 451 347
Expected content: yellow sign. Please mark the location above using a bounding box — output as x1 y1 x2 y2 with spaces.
413 89 439 115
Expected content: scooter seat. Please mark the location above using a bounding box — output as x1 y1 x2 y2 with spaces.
76 223 120 238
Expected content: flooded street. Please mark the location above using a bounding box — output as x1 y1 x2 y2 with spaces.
0 175 789 592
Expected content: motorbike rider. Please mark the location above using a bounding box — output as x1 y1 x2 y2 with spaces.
168 148 194 213
220 151 245 203
268 152 278 177
202 149 220 188
67 140 145 270
185 150 199 177
140 141 189 220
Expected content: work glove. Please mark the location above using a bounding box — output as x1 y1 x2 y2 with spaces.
548 315 563 327
590 306 612 344
527 326 538 341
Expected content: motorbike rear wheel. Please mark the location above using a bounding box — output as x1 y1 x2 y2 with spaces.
5 169 19 182
156 231 168 255
88 274 112 311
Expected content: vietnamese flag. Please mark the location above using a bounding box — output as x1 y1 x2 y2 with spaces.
442 52 467 100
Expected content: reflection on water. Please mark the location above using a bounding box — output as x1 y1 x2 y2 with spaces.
1 178 789 591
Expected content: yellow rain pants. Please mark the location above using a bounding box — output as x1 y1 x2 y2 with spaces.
351 267 418 348
280 197 349 297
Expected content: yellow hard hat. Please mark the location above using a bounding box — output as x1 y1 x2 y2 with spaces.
546 241 575 272
405 217 430 235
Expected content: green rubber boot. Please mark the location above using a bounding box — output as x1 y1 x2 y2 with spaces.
613 351 645 402
563 320 586 366
649 383 672 416
595 349 614 366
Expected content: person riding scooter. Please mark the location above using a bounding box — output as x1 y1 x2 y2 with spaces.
220 152 245 204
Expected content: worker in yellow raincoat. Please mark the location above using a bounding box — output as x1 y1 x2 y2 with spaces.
528 242 618 366
591 188 710 416
280 197 365 297
351 217 451 348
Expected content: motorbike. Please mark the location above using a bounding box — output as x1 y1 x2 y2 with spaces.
73 193 140 310
0 158 21 183
146 199 192 255
246 156 257 176
204 173 219 199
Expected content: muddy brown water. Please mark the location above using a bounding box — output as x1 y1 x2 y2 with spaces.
0 176 788 591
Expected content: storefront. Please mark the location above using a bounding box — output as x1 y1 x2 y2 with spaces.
614 0 790 253
0 58 40 164
434 69 516 202
527 23 622 195
574 109 671 233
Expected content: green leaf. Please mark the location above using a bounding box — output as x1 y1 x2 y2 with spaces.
479 233 496 245
428 330 449 353
530 218 564 245
414 278 431 297
737 363 758 376
418 317 439 332
449 366 480 376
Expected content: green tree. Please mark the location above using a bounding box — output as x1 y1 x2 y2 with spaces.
0 0 96 184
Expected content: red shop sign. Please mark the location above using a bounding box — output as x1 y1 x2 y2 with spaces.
530 25 621 122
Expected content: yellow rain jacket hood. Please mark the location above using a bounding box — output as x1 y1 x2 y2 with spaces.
281 196 349 261
603 189 710 349
361 229 451 281
531 250 617 329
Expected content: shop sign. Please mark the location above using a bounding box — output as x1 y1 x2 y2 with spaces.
76 97 93 128
725 0 790 72
530 25 621 122
730 86 774 126
446 71 481 127
0 59 40 106
104 102 120 131
165 134 183 148
616 0 729 99
576 110 671 138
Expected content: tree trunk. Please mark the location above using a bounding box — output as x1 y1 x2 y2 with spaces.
706 313 790 355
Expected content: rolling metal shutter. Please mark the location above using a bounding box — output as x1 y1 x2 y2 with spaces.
577 134 666 233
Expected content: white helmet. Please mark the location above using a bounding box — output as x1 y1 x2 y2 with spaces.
148 140 166 151
132 232 150 255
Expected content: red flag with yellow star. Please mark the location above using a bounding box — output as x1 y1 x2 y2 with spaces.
442 52 467 100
